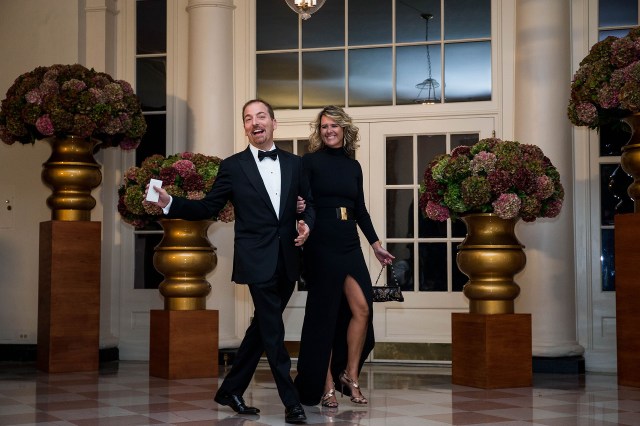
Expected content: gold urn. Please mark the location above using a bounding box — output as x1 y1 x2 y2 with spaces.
620 113 640 212
456 213 526 314
153 219 217 310
41 135 102 221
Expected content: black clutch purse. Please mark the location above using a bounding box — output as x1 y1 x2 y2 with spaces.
372 263 404 303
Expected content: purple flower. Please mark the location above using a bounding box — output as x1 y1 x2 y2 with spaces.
470 151 496 174
425 200 450 221
535 175 555 200
569 27 640 128
25 89 42 105
0 64 146 149
173 160 196 177
492 193 521 219
35 114 54 135
575 102 598 126
543 199 563 218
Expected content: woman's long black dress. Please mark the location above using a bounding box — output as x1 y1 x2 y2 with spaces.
294 147 379 406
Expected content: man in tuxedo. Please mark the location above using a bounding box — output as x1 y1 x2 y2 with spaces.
148 99 314 424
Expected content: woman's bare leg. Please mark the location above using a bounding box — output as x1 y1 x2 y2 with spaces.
342 275 369 400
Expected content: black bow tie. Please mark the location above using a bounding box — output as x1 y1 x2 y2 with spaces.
258 149 278 161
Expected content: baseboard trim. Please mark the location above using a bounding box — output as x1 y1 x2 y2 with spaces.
532 356 585 374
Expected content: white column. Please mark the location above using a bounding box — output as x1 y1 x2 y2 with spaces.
186 0 236 157
514 0 584 357
81 0 120 351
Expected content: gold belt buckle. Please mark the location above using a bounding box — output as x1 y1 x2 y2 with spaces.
339 207 348 220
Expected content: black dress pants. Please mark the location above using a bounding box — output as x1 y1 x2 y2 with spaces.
217 251 299 407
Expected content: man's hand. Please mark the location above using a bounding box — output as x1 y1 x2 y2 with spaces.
294 220 309 246
145 183 171 208
296 196 306 214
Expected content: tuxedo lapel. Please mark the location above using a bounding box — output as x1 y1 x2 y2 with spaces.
238 147 278 219
278 152 292 219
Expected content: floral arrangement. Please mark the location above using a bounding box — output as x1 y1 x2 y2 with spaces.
568 26 640 129
419 138 564 222
0 64 146 149
118 152 234 229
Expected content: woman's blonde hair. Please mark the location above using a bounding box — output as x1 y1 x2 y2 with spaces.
308 105 360 156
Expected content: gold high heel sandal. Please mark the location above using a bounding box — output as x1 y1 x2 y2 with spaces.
339 371 368 404
321 383 338 408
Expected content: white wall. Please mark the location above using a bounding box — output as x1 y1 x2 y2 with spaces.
0 0 80 344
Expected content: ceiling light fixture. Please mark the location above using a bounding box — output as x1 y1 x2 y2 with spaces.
284 0 326 20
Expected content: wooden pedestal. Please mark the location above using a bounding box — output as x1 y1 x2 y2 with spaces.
37 221 101 373
614 213 640 387
452 313 532 389
149 309 219 379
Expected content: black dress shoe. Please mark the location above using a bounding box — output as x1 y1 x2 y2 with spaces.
285 403 307 424
214 391 260 415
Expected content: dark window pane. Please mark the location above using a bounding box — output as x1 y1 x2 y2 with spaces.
601 164 619 226
419 242 447 291
444 0 491 40
600 120 633 157
275 140 293 153
302 51 345 108
257 0 298 51
136 0 166 54
599 29 631 40
349 48 392 106
451 133 479 149
452 243 467 292
136 57 166 111
444 42 491 102
417 134 445 182
136 114 166 167
134 233 163 289
601 229 615 291
419 213 447 238
386 136 413 185
397 45 442 105
256 0 298 51
302 0 345 48
297 139 310 156
387 243 414 291
452 218 466 238
599 0 638 27
396 0 441 43
387 189 413 238
349 0 392 46
257 53 299 109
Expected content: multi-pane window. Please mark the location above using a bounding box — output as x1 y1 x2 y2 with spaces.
133 0 167 289
256 0 491 109
597 0 638 292
385 133 477 292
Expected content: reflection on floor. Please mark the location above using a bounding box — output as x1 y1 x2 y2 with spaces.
1 361 640 425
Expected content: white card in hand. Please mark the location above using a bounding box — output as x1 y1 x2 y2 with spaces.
146 179 163 202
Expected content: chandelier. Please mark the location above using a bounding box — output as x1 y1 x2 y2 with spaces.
414 13 440 104
284 0 326 20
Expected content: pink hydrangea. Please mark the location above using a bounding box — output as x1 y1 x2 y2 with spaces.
425 200 450 221
492 193 521 219
173 159 196 177
35 114 54 135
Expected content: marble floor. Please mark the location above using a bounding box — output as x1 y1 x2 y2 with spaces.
1 361 640 425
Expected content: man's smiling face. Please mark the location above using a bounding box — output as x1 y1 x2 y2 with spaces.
243 101 277 150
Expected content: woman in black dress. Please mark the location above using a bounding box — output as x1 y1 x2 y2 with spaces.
295 106 394 408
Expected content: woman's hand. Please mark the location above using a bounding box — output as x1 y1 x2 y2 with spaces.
372 241 395 266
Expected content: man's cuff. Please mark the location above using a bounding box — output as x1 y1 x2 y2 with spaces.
162 196 173 215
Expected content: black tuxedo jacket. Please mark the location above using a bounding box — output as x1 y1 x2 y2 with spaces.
167 147 315 284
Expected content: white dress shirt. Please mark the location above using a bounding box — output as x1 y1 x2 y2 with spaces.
250 144 281 219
